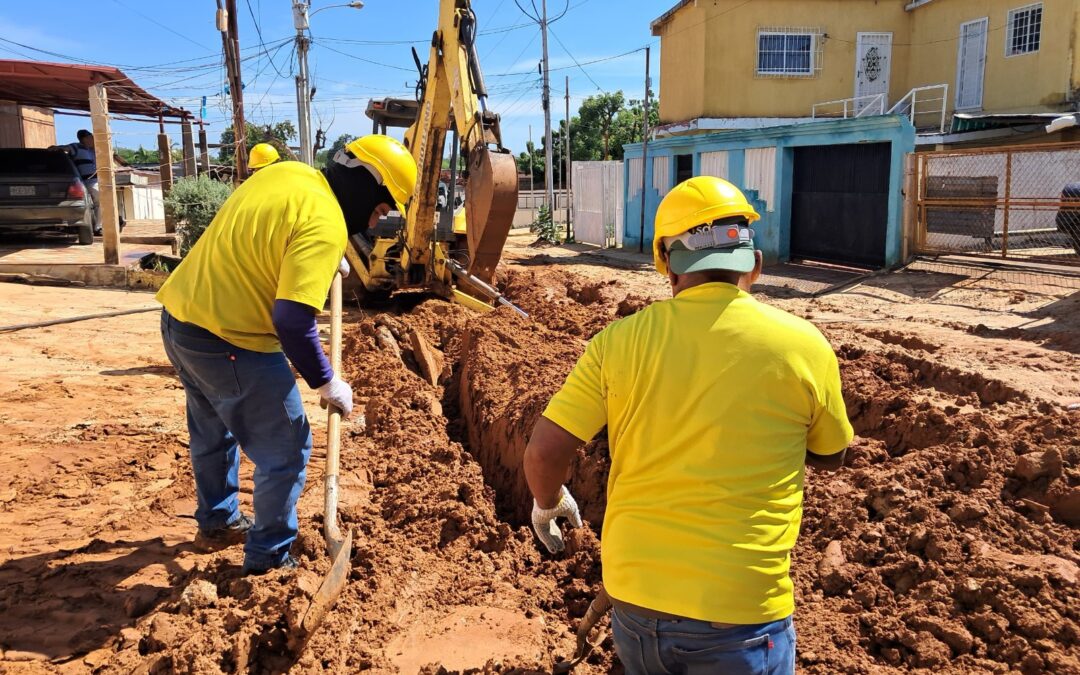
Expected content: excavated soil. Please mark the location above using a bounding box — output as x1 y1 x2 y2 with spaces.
2 260 1079 674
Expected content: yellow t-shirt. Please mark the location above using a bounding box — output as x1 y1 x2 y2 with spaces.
156 162 347 353
543 282 853 624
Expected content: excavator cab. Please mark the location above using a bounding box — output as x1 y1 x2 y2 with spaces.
345 2 520 311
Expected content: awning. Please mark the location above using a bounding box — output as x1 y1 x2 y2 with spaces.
951 112 1064 134
0 59 188 119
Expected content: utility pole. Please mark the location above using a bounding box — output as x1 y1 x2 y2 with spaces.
528 124 535 223
564 75 571 241
219 0 248 178
638 46 650 253
540 0 554 215
292 1 313 165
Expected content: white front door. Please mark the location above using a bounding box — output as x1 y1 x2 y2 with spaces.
956 18 988 111
855 32 892 115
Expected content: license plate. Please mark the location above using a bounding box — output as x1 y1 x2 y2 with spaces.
9 185 36 196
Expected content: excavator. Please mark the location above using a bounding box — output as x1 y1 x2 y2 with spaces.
344 0 524 316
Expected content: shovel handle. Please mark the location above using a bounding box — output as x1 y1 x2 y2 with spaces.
324 272 344 549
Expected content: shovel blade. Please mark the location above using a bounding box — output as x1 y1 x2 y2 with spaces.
300 528 353 637
465 148 518 284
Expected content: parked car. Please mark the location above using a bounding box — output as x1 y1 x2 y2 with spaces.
0 148 95 245
1058 182 1080 254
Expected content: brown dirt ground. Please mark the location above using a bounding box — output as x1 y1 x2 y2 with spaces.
1 237 1078 673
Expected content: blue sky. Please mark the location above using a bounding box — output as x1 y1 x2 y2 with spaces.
0 0 663 158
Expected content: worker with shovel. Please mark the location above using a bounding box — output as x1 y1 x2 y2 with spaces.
156 135 417 575
524 176 853 674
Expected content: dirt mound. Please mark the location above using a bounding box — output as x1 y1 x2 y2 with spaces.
794 345 1080 674
29 266 1076 675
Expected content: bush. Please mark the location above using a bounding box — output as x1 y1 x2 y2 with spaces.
533 204 559 244
164 175 233 255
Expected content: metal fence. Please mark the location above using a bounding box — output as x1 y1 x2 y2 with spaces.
913 142 1080 265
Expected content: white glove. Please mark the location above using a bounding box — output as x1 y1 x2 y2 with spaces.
338 257 350 279
317 376 353 418
531 485 583 554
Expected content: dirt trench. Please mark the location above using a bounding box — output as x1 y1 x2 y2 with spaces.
83 265 1080 674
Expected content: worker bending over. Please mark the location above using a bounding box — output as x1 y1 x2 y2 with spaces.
156 135 417 575
524 176 853 674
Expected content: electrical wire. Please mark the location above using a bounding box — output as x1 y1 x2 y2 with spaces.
548 26 602 91
106 0 213 51
311 40 415 72
245 0 292 79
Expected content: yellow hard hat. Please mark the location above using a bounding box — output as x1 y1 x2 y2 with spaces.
249 143 280 169
344 135 418 209
652 176 760 275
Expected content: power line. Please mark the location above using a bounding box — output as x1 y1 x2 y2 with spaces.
107 0 214 50
491 45 645 77
548 26 601 92
245 0 292 79
311 40 416 72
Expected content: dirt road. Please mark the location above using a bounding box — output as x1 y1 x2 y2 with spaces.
0 240 1077 673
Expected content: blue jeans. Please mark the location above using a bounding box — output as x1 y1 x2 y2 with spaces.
160 310 312 569
611 607 796 675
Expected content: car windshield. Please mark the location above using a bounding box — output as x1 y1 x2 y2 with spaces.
0 150 74 176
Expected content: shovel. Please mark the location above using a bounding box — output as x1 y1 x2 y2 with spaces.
300 271 354 636
552 586 611 674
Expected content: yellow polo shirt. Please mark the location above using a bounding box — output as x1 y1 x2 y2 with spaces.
543 282 852 624
156 162 347 353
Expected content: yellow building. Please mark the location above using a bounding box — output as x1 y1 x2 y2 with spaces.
651 0 1079 138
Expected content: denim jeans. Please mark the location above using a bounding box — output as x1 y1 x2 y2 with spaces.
160 310 312 568
611 607 796 675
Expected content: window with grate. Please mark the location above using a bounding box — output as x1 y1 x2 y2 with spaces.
757 30 816 76
1006 3 1042 56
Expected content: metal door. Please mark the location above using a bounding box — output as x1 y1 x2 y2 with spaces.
791 143 891 268
855 33 892 115
956 18 988 110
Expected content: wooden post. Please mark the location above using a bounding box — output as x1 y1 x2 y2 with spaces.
158 119 175 234
88 84 120 265
901 153 915 263
198 121 210 174
1001 150 1012 258
223 0 248 179
181 117 197 178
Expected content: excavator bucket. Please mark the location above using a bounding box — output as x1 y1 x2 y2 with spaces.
465 147 518 283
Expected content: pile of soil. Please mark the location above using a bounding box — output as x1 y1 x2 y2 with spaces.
82 265 1078 674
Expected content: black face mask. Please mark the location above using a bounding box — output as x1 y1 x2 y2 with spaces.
322 161 395 236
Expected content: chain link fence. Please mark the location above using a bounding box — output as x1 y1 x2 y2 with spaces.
914 142 1080 265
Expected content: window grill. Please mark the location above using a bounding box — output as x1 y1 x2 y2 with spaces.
1006 3 1042 56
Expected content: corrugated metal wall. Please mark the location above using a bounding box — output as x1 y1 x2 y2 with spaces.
744 147 777 212
699 150 729 179
652 156 671 196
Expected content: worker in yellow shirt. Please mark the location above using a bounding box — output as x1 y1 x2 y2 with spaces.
524 176 853 674
156 135 417 575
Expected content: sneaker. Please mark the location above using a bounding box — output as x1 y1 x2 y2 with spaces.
193 514 253 552
241 555 300 577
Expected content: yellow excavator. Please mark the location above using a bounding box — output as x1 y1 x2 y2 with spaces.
344 0 524 316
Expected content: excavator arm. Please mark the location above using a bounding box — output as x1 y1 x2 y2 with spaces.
348 0 518 302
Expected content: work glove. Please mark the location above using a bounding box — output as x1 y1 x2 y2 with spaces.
531 485 583 554
338 257 350 279
317 376 354 418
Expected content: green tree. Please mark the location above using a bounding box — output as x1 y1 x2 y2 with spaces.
219 121 298 163
576 92 625 161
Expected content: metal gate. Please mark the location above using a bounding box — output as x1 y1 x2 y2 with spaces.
791 143 891 267
572 161 623 248
913 142 1080 265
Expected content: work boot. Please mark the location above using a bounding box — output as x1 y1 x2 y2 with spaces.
193 514 253 552
241 555 300 577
